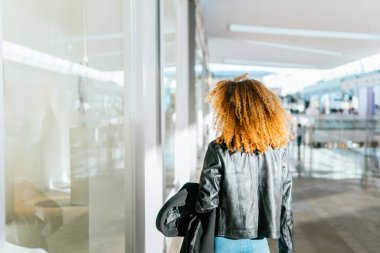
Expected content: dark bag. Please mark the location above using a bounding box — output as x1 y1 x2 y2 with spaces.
180 209 216 253
156 183 216 253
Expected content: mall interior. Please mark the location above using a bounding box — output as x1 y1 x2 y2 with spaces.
0 0 380 252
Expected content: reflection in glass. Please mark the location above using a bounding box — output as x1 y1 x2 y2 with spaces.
3 0 126 252
162 0 178 199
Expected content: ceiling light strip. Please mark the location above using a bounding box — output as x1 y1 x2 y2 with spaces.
224 59 316 69
229 24 380 41
243 40 342 56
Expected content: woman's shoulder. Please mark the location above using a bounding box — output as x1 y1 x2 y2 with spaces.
207 140 227 153
208 139 221 149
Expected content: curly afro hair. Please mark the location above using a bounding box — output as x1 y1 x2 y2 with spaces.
208 74 291 153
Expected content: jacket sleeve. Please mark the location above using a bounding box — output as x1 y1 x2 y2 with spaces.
278 148 295 253
195 143 222 213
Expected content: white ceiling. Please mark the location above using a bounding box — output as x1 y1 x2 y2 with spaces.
203 0 380 69
4 0 123 71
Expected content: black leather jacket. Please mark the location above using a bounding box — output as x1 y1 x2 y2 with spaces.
195 141 294 253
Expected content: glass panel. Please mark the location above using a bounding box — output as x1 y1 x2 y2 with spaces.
162 0 177 198
3 1 126 252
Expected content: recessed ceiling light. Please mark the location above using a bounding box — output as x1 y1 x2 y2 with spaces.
224 58 316 69
229 24 380 41
243 40 342 56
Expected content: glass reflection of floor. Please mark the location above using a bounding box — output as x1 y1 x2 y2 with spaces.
6 170 125 253
7 190 89 253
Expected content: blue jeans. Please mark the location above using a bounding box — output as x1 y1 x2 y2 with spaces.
214 236 270 253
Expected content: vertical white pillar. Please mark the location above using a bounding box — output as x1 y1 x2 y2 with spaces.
125 0 163 252
142 1 164 252
175 0 191 186
367 86 375 115
358 87 369 116
0 0 5 250
123 0 136 251
374 85 380 108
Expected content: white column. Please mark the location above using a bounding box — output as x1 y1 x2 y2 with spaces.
175 0 191 186
358 87 369 116
142 0 164 252
0 0 5 250
374 85 380 107
123 1 136 251
124 0 163 252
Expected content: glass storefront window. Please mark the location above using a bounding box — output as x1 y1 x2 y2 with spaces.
3 0 126 252
162 0 178 199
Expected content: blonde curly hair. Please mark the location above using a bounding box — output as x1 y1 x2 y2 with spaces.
208 74 291 153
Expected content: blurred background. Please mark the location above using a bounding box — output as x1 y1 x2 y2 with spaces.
0 0 379 253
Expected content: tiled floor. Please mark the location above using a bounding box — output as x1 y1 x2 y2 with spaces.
268 177 380 253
